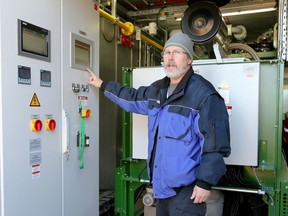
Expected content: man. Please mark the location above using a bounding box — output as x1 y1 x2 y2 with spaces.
87 33 231 215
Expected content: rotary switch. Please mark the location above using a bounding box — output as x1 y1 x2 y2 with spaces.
31 119 43 132
46 119 56 131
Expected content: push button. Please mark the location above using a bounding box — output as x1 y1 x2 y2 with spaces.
81 109 92 118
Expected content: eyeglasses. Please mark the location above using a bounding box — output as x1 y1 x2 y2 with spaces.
161 50 188 57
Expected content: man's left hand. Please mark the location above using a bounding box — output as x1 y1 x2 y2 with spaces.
190 185 211 203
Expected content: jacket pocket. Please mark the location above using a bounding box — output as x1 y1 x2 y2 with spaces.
165 124 193 145
163 106 197 144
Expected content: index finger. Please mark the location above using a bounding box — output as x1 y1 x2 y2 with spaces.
86 68 94 75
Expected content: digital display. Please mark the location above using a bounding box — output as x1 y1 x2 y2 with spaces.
41 70 51 82
19 67 31 79
23 27 48 56
75 40 91 66
18 65 31 85
18 19 51 62
70 33 93 70
40 70 51 87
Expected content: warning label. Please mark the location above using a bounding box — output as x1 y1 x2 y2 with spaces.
30 93 41 107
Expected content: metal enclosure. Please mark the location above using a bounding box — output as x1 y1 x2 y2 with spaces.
0 0 99 215
115 60 286 216
62 0 100 216
132 61 260 166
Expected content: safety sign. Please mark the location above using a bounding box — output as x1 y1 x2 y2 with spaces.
30 93 41 107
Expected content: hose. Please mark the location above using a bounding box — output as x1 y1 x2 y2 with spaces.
227 43 260 60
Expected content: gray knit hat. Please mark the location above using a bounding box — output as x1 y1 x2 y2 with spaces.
164 33 194 59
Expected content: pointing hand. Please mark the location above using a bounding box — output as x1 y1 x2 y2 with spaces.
86 68 103 88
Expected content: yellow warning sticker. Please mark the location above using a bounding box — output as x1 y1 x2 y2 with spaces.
30 93 41 107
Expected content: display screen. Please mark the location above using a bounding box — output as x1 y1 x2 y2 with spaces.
18 65 31 85
41 70 51 82
18 66 31 79
18 20 51 61
22 26 48 57
70 33 93 70
75 39 91 66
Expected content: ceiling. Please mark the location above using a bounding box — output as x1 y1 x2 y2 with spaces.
105 0 278 45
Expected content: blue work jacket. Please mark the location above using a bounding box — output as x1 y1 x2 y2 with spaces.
101 68 231 199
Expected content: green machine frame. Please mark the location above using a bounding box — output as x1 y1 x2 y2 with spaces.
114 60 288 216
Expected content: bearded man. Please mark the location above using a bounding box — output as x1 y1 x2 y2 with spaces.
87 33 231 216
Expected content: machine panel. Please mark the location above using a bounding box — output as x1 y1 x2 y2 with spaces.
0 0 99 216
0 1 62 216
62 0 100 216
132 61 260 166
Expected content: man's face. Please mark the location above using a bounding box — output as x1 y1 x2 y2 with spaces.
163 45 192 79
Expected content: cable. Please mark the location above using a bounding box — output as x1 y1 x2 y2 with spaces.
155 5 167 33
134 184 146 204
252 167 263 188
221 166 269 215
266 192 276 216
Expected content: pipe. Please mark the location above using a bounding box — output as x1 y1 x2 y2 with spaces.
99 9 133 34
138 40 142 67
227 24 247 41
231 25 247 41
227 43 260 60
140 34 163 50
212 186 266 195
99 9 164 50
273 23 277 49
111 0 117 17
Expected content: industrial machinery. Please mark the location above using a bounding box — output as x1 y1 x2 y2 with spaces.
115 59 286 216
114 0 288 216
0 0 100 215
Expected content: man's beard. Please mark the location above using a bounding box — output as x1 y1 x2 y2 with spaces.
164 61 190 79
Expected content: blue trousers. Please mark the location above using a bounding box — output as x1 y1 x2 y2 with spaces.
156 185 206 216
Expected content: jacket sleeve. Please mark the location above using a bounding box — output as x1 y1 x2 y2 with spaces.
195 93 231 190
100 81 153 115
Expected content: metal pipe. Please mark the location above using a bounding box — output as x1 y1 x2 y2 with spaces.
138 39 142 67
111 0 117 17
273 23 278 49
231 25 247 41
124 0 139 10
140 34 163 50
227 43 260 60
147 45 151 66
99 9 164 51
99 9 128 30
212 186 266 195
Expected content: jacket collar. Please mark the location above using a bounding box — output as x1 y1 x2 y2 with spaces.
173 67 194 94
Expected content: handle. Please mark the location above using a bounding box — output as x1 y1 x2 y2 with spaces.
62 109 70 160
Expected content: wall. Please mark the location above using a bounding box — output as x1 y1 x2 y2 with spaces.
99 17 139 189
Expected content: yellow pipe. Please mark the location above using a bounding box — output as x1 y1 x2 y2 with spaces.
99 9 128 31
140 34 164 51
99 9 163 50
